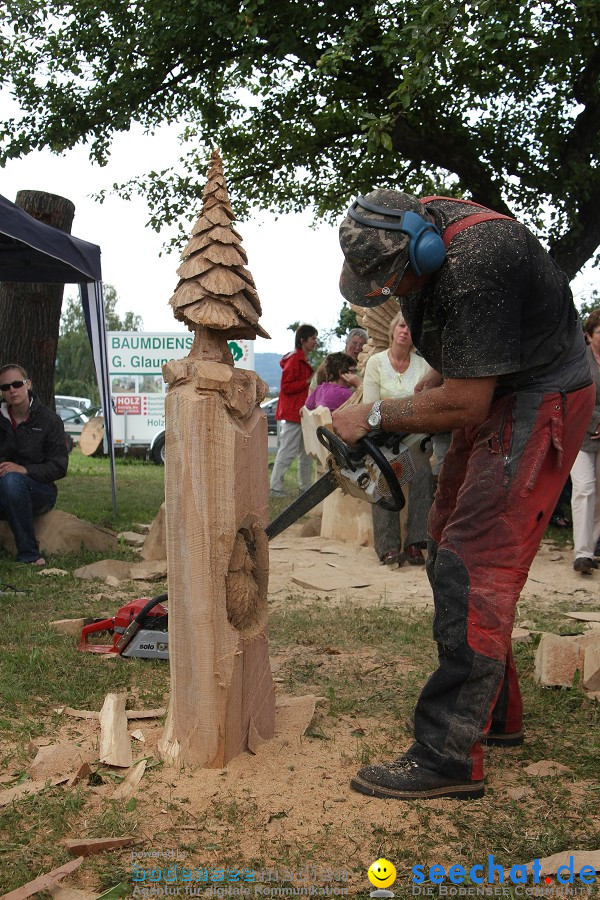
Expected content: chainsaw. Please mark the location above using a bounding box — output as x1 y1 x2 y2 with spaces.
79 427 431 658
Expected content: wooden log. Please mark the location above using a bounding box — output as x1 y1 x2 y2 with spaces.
98 694 132 768
160 352 275 767
2 856 84 900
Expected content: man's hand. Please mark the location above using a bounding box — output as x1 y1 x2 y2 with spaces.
414 369 443 393
331 403 371 446
0 462 26 476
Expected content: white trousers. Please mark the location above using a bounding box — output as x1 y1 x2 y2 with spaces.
270 421 313 494
570 448 600 560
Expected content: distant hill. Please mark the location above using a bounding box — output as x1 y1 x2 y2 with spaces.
254 352 283 394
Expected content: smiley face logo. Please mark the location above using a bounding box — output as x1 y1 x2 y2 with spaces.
368 858 397 889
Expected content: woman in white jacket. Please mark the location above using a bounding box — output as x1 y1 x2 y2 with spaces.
363 312 433 566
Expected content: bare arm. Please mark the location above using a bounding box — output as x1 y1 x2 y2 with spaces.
331 376 497 445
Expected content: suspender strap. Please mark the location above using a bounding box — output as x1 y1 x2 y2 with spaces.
420 196 513 247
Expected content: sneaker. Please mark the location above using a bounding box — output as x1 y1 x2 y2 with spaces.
269 489 286 498
574 557 597 574
350 757 484 800
483 729 524 747
403 545 425 566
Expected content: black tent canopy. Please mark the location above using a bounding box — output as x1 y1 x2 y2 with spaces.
0 192 117 513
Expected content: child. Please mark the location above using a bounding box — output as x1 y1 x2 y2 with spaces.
305 352 360 412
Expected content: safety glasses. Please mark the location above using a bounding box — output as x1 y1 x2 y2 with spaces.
0 380 26 391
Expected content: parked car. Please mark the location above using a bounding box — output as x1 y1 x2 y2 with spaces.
58 405 90 450
260 397 278 434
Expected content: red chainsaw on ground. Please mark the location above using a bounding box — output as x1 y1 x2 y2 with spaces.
79 594 168 659
79 427 431 659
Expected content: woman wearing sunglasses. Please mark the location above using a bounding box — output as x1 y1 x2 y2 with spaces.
0 364 68 566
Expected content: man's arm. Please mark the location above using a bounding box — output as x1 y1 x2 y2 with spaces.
331 375 497 445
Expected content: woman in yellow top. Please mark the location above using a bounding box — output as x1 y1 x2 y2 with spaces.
363 312 433 566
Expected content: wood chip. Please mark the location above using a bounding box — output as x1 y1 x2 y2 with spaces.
62 707 100 720
113 760 146 801
524 760 571 776
39 567 69 576
99 693 132 768
564 611 600 622
130 729 145 742
49 619 86 637
63 836 136 857
291 577 335 592
2 856 84 900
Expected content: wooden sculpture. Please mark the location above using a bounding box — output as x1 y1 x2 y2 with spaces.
158 150 275 768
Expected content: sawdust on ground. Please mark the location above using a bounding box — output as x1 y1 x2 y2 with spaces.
9 529 600 895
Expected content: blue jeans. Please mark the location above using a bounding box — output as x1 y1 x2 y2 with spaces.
0 472 57 562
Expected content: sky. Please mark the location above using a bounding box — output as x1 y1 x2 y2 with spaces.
0 115 348 356
1 101 597 357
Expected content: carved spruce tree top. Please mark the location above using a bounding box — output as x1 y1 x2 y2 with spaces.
169 150 270 341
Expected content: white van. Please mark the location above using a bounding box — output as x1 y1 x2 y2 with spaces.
55 394 92 411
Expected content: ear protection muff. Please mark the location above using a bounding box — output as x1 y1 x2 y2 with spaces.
349 196 447 276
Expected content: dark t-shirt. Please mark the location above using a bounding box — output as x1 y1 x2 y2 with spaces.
400 199 590 394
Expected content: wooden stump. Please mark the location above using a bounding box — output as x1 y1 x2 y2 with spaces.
159 352 275 767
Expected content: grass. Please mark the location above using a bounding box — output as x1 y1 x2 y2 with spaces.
0 451 599 896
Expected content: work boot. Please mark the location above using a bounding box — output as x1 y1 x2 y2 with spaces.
404 544 425 566
350 757 484 800
483 729 524 747
574 557 597 574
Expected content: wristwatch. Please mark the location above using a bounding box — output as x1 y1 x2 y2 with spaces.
367 400 383 431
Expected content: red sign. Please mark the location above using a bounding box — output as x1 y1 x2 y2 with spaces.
115 395 142 415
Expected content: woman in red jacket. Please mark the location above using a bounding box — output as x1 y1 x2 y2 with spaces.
269 324 318 496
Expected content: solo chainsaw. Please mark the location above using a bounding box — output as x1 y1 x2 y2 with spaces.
79 426 431 659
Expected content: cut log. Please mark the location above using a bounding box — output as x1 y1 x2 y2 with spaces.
63 836 136 857
73 559 133 581
0 509 117 556
99 694 132 768
2 856 84 900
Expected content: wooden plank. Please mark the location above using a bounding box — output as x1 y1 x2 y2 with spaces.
99 694 132 768
126 707 166 720
63 836 136 857
2 856 84 900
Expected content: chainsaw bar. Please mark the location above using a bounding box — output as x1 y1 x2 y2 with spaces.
265 469 338 541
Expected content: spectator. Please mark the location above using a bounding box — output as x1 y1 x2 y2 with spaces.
0 364 68 565
571 310 600 574
270 325 318 497
363 311 433 566
345 327 368 361
305 352 360 413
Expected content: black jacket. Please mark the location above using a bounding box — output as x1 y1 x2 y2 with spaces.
0 395 68 486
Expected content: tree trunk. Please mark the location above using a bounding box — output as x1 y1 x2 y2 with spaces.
0 191 75 407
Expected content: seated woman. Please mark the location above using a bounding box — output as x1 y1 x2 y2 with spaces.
305 352 360 412
0 364 68 565
363 312 434 566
